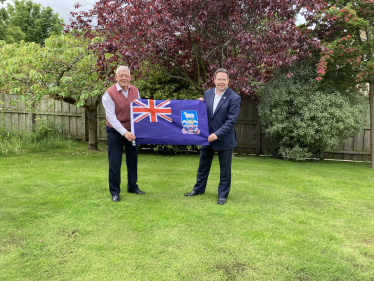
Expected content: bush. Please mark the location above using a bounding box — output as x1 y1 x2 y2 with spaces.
0 118 75 156
258 63 367 161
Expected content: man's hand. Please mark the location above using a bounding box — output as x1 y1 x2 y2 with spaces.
208 133 218 142
124 131 136 142
198 97 204 101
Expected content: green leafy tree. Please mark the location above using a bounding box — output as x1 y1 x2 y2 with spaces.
0 4 25 43
2 25 25 43
304 0 374 167
4 0 63 45
0 35 109 150
258 63 366 161
134 68 200 101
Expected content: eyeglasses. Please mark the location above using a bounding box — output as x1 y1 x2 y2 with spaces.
215 79 228 82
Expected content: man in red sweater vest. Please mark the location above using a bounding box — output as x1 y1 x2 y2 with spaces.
102 66 146 202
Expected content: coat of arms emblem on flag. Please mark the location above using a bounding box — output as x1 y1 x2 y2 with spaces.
181 111 200 134
131 99 209 145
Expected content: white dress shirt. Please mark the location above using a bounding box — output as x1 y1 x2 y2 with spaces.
102 83 140 136
213 87 227 114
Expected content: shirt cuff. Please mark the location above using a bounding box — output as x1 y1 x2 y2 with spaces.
118 127 127 136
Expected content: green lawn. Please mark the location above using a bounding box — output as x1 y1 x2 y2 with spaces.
1 143 374 280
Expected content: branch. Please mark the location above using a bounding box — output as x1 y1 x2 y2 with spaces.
11 76 33 86
94 94 103 108
140 52 204 90
56 53 86 86
51 94 78 105
203 38 233 61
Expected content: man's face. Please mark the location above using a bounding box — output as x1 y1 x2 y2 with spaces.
115 69 131 89
214 72 229 94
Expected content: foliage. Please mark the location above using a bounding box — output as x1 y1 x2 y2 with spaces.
1 25 25 44
1 147 374 280
303 0 373 87
1 0 63 45
0 35 105 107
303 0 374 167
0 35 109 150
134 68 200 100
68 0 319 100
138 143 200 155
0 5 25 44
0 117 74 155
258 63 366 160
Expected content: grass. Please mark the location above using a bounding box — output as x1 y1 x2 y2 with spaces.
1 142 374 280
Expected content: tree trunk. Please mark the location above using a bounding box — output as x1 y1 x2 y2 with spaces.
370 81 374 168
86 106 98 150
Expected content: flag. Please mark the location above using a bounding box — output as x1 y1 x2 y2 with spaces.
131 99 209 145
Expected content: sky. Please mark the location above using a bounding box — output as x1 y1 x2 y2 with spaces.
1 0 98 24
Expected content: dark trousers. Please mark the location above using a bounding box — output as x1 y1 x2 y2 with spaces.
193 145 232 198
106 126 138 196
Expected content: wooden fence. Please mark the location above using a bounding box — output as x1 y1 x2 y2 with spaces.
0 93 108 143
0 93 371 161
325 108 371 162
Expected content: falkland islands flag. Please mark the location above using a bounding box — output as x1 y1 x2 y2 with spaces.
131 99 209 145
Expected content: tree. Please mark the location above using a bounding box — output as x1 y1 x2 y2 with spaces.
67 0 319 101
5 0 63 45
0 35 109 150
134 68 200 100
303 0 374 167
0 4 25 43
258 63 366 161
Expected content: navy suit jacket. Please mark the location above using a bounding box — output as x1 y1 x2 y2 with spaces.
203 87 241 150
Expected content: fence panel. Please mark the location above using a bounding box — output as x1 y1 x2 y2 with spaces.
325 106 371 161
234 102 261 155
0 93 371 161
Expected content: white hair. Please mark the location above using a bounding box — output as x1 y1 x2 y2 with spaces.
116 65 131 75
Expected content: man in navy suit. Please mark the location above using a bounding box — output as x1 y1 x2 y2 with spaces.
184 68 241 205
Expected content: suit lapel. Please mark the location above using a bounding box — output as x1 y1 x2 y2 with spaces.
212 88 231 117
207 90 215 118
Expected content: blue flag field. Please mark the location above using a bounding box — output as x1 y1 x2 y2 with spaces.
131 99 209 145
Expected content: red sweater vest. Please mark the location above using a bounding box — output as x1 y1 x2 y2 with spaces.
106 83 139 131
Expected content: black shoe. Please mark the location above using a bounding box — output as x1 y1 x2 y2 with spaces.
184 190 198 196
128 189 145 195
112 195 120 202
218 197 227 205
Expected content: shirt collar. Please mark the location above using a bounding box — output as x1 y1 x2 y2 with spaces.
215 87 227 97
116 83 131 92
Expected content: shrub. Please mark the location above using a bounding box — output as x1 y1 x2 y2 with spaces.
258 63 367 160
